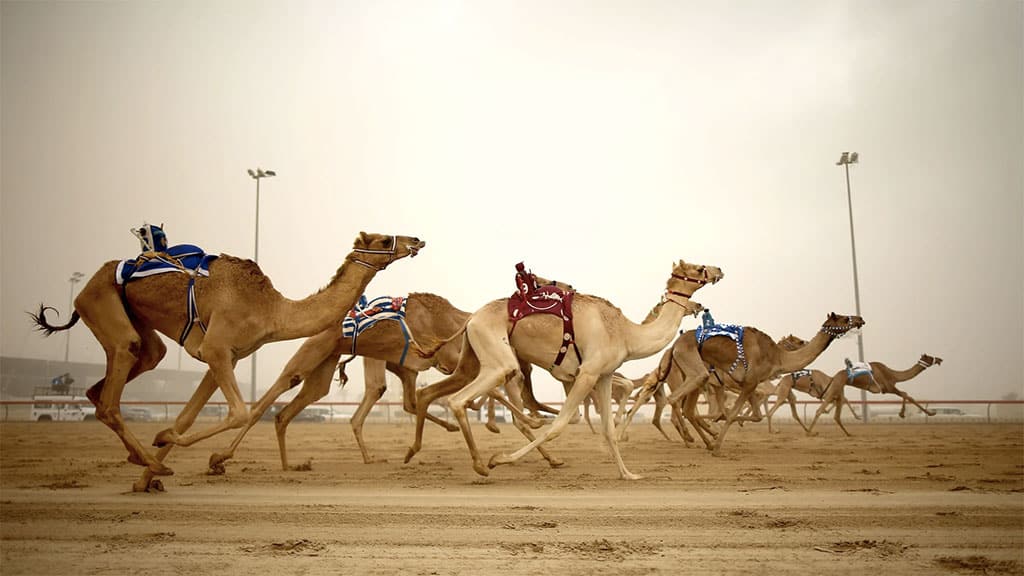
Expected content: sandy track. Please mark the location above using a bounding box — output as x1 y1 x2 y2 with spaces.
2 420 1022 575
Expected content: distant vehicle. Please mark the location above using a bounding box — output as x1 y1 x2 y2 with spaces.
32 395 88 422
261 405 330 422
123 406 154 422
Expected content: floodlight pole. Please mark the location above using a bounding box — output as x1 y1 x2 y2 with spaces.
248 168 275 406
65 272 83 363
837 152 869 422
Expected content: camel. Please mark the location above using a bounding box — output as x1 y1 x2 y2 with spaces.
805 354 943 436
626 312 864 455
761 367 858 433
405 259 723 480
31 231 424 491
203 292 469 471
619 334 809 444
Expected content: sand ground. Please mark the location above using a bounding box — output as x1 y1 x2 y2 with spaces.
1 419 1022 575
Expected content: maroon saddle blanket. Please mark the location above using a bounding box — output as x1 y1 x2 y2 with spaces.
508 262 580 368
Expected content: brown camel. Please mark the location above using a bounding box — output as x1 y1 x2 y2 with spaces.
762 367 858 433
806 354 943 436
627 312 864 455
619 334 809 444
205 292 469 471
405 259 723 480
31 232 424 491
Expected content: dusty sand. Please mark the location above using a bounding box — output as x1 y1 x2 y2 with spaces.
1 419 1022 575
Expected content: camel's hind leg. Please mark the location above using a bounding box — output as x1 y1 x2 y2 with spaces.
272 357 337 470
348 357 390 464
208 331 341 473
489 378 564 468
405 337 479 463
591 374 642 480
77 290 170 476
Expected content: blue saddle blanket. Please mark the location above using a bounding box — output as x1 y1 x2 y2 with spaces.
846 361 873 381
115 244 217 285
695 323 745 346
342 295 408 339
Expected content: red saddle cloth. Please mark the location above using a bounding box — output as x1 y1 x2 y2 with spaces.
508 262 580 368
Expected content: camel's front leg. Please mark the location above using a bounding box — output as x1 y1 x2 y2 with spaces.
154 346 248 448
404 370 473 463
134 370 220 492
617 375 658 441
490 381 563 468
270 358 336 470
898 390 935 417
593 375 642 480
832 395 853 437
489 370 598 470
446 366 512 476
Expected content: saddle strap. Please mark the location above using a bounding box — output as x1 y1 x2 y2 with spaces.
178 277 208 346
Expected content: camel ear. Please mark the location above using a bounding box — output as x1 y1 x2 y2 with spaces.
358 231 370 245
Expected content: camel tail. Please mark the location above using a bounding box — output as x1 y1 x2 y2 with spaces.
415 321 469 359
28 304 80 336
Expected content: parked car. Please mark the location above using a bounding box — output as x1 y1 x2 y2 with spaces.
123 406 154 422
261 405 330 422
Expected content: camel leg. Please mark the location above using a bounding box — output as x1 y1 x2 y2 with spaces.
896 390 935 417
592 374 643 480
618 373 659 441
583 395 597 434
445 363 516 476
348 357 389 464
786 392 810 432
77 298 172 475
520 363 559 417
393 362 459 433
272 358 336 470
134 370 220 492
404 354 478 463
709 386 754 456
650 385 675 441
208 333 342 472
491 379 564 468
669 397 696 446
488 370 599 471
484 396 500 434
153 340 250 448
832 395 853 437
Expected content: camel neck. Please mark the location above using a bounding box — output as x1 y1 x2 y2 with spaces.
888 362 928 382
777 330 835 373
624 297 689 360
273 260 379 340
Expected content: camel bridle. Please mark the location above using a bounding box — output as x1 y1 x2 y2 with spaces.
668 266 716 299
346 236 419 271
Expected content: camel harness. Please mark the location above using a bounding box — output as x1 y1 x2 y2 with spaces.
341 295 413 364
115 244 218 346
507 262 580 370
693 309 748 375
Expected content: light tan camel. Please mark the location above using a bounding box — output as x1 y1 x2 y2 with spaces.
806 354 943 436
205 292 469 471
405 260 723 480
627 313 864 455
32 232 424 491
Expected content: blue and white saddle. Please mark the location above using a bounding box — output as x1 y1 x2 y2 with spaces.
115 244 217 285
342 295 412 364
115 244 218 346
693 309 748 374
846 360 874 382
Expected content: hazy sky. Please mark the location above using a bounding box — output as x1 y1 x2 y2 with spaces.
2 0 1022 405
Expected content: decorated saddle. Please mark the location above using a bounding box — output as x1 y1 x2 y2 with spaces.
342 295 412 364
694 309 748 374
845 359 874 382
115 224 219 346
790 369 814 381
507 262 579 369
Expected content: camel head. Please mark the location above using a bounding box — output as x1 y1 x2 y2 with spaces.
919 354 943 367
777 334 808 352
819 312 865 339
347 232 426 271
666 260 724 299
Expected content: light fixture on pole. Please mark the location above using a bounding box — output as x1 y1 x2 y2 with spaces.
247 167 276 405
836 151 868 422
65 271 84 363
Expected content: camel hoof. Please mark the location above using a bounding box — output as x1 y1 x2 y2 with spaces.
133 478 165 493
148 461 174 476
404 447 417 464
473 461 491 477
547 457 565 468
209 452 229 469
485 422 500 434
444 422 460 432
621 472 644 481
152 429 179 448
126 453 146 467
207 461 226 476
487 453 511 469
